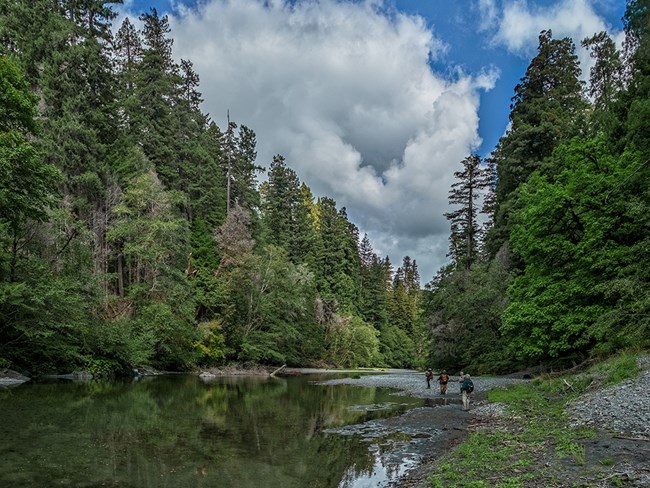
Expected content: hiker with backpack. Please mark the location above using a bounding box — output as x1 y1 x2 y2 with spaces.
425 369 434 389
437 370 449 394
460 374 474 411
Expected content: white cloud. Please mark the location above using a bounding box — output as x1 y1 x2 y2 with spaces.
494 0 623 77
120 0 496 281
476 0 500 32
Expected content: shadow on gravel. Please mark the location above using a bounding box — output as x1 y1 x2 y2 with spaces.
423 397 462 407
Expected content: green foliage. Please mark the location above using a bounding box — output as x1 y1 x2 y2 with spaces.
377 322 416 368
21 0 650 377
503 138 650 362
426 252 514 373
82 357 122 378
325 315 381 368
0 56 61 230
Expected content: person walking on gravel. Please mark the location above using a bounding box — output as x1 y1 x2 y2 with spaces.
458 371 464 393
460 374 474 411
437 370 449 394
425 369 434 389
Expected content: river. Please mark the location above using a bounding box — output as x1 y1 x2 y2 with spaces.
0 372 433 488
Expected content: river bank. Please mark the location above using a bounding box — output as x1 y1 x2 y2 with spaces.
4 357 648 486
323 354 650 487
319 372 526 487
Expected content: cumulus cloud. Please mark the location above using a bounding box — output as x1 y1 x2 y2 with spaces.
494 0 622 75
120 0 496 280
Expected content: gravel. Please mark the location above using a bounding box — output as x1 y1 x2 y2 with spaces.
320 371 526 400
321 360 650 487
322 358 650 439
567 356 650 438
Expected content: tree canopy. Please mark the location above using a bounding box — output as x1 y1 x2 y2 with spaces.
1 1 648 376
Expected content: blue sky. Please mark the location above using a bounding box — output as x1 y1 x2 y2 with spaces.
118 0 626 281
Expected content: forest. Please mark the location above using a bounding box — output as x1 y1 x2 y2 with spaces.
0 0 648 377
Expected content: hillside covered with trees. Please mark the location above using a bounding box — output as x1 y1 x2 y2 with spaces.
1 0 648 376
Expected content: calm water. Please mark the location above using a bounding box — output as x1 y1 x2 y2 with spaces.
0 374 424 488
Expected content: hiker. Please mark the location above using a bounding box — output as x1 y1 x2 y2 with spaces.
460 374 474 411
425 369 434 389
458 371 464 393
437 370 449 394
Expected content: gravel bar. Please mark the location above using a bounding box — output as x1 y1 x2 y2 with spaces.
568 356 650 438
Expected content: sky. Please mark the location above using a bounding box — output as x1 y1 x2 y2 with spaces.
117 0 626 282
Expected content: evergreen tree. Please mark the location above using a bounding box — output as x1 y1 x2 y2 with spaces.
132 8 180 188
313 198 361 313
187 121 227 228
289 182 318 265
582 32 624 136
220 118 263 216
113 17 143 134
480 155 498 252
620 0 650 159
0 0 68 84
36 0 122 293
488 30 586 254
261 154 300 248
389 257 420 336
445 154 488 269
358 235 390 330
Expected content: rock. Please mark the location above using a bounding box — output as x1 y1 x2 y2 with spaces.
72 371 93 381
132 367 158 377
567 356 650 438
0 368 30 388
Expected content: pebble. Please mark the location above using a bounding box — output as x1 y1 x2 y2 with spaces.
567 356 650 438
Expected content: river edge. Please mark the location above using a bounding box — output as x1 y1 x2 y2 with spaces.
320 356 650 488
315 372 526 487
5 362 647 486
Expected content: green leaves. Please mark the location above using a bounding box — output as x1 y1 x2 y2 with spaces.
0 57 61 230
503 137 650 360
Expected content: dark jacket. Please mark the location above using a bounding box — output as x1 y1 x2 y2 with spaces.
461 378 474 393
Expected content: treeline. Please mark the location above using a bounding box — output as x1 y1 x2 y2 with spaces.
427 1 650 373
0 2 426 374
4 1 648 378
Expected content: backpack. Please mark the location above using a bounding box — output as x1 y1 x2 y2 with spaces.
466 380 474 393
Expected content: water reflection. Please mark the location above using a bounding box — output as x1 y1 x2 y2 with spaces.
339 449 420 488
0 374 423 488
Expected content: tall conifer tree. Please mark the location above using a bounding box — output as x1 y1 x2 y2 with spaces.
488 30 586 254
445 154 488 269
